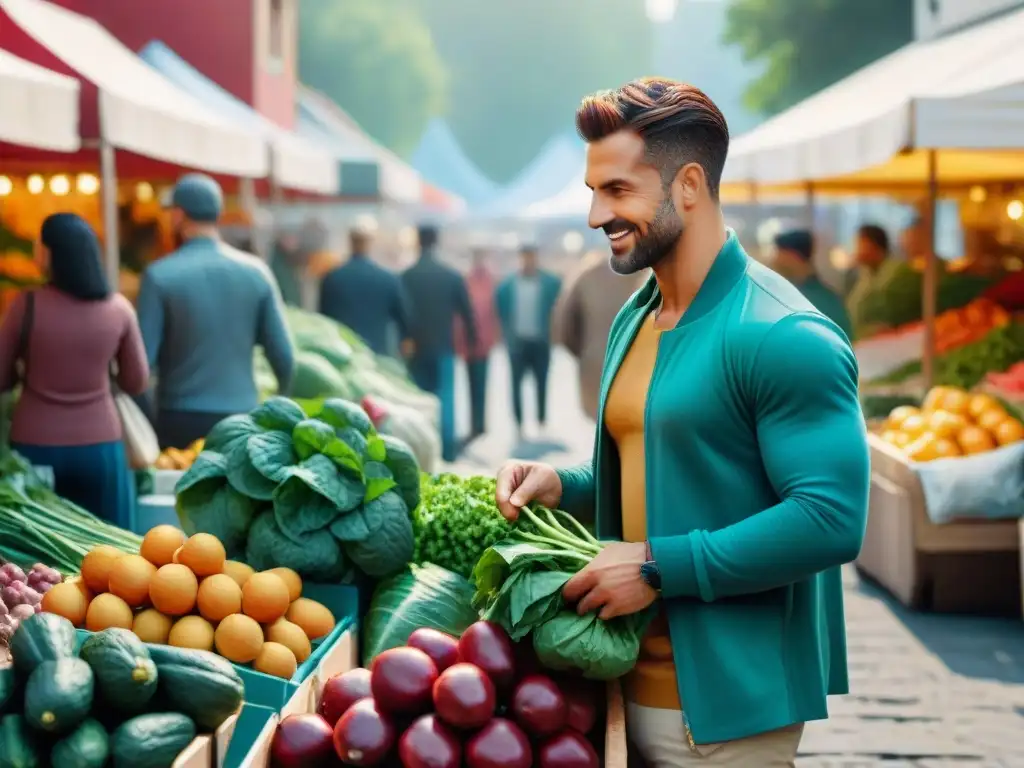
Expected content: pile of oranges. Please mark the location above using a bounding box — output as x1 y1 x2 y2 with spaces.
879 387 1024 461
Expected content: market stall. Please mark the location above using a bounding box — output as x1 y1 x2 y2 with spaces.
0 47 79 153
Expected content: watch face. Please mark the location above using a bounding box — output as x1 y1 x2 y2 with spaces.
640 562 661 590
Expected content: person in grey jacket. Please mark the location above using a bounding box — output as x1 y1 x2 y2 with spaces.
401 225 477 462
136 174 295 449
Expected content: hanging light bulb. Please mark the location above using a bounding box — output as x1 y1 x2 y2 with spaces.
135 182 154 202
968 185 986 203
27 175 44 194
0 176 12 197
1007 200 1023 221
76 174 100 195
49 175 71 196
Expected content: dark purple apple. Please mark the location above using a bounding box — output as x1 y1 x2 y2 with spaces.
432 663 496 729
398 714 461 768
370 647 438 715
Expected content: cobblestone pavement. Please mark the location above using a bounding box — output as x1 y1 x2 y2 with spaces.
442 348 1024 765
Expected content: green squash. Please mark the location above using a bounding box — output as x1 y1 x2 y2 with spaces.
145 645 244 731
0 714 43 768
51 718 110 768
111 713 195 768
24 658 94 735
80 629 158 714
8 612 76 677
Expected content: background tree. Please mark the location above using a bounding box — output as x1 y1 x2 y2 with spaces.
297 0 446 157
723 0 914 116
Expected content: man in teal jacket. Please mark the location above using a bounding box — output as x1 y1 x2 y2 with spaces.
496 78 869 765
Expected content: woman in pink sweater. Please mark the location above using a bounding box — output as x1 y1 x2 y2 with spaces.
0 213 149 527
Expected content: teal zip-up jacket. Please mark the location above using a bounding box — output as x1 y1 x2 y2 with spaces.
556 232 869 744
495 270 562 345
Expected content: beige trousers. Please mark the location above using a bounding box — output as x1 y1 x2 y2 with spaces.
627 704 803 767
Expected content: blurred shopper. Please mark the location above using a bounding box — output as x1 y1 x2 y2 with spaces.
774 228 852 339
319 224 412 357
496 245 561 438
846 222 922 340
402 225 477 463
137 174 294 449
0 214 149 526
270 229 304 307
552 249 645 422
496 78 867 765
455 247 499 441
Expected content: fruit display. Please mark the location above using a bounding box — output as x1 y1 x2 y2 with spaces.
271 620 602 768
985 361 1024 399
930 298 1012 354
876 387 1024 461
0 563 62 645
39 526 338 679
154 438 204 471
175 396 420 583
0 613 244 767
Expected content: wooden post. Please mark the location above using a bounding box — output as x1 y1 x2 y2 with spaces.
98 139 120 290
804 182 815 228
922 149 939 390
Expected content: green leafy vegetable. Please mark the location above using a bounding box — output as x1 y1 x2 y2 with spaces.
362 564 479 664
175 452 256 556
338 427 369 459
247 430 297 483
272 474 341 543
292 418 337 460
532 609 652 681
250 396 307 432
319 398 373 436
380 435 421 510
245 510 346 581
225 436 278 501
204 414 262 453
330 488 406 542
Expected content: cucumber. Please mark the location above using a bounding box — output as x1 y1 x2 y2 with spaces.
24 657 94 735
51 718 110 768
111 713 195 768
8 613 76 677
0 714 42 768
0 667 16 713
80 628 158 714
145 645 244 730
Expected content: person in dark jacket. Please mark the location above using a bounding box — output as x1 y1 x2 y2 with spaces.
137 174 295 449
318 226 412 356
401 225 477 462
773 228 853 339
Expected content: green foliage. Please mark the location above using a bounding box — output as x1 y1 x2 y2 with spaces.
298 0 446 157
723 0 914 115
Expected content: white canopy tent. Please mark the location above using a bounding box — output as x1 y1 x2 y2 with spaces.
0 48 79 151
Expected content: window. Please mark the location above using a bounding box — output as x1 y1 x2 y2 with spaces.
268 0 284 65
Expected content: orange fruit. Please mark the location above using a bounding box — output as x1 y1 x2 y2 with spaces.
177 534 226 578
976 408 1009 433
197 574 243 623
265 619 312 663
957 425 997 455
40 581 91 627
926 410 967 440
80 545 123 594
149 564 199 616
933 438 961 459
967 393 1001 421
108 555 158 609
285 598 335 640
921 387 950 412
899 414 928 438
242 573 290 624
886 405 920 430
133 609 173 644
86 593 134 632
140 525 187 567
940 388 970 416
253 642 297 679
994 418 1024 446
168 616 215 651
267 568 302 602
222 561 255 588
214 614 264 663
905 433 940 462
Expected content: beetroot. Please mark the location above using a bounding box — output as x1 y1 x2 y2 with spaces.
539 730 600 768
465 718 532 768
457 621 515 690
398 714 461 768
432 663 496 729
407 628 461 673
319 668 372 727
370 647 439 715
511 674 567 737
333 698 396 766
271 713 336 767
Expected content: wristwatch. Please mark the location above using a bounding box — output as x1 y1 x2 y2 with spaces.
640 541 661 591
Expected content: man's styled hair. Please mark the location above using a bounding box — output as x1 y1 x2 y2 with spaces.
857 224 890 253
575 78 730 200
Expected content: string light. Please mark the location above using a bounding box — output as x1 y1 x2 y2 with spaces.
136 182 154 202
26 175 44 194
0 176 12 197
49 175 71 196
76 174 100 195
1007 200 1023 221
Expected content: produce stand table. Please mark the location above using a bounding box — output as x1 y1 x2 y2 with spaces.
858 433 1021 613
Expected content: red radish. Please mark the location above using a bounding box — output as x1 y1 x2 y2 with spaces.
465 718 532 768
539 730 600 768
432 663 496 729
457 621 515 690
407 628 461 673
562 680 599 735
333 698 396 766
398 714 461 768
511 674 567 737
271 713 335 767
319 668 372 727
371 647 439 715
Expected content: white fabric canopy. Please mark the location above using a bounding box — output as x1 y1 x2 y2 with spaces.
0 47 78 151
723 5 1024 186
0 0 267 177
520 161 589 220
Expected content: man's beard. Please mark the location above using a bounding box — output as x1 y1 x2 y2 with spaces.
609 196 683 275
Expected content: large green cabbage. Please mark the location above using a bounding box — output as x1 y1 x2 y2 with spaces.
175 451 257 557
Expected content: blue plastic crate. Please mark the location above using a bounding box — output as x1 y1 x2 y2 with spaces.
133 494 183 534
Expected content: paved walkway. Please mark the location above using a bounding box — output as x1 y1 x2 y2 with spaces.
442 348 1024 765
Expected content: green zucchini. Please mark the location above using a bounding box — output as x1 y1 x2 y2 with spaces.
80 628 158 714
24 657 94 735
145 644 244 731
0 714 42 768
51 718 110 768
8 612 76 677
111 713 196 768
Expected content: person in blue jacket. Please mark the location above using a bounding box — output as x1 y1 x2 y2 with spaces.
495 245 562 438
136 174 295 449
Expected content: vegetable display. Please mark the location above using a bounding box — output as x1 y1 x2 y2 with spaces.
0 614 243 767
39 526 338 679
153 438 204 471
473 507 652 681
0 563 61 645
0 453 143 576
272 620 602 768
175 396 420 582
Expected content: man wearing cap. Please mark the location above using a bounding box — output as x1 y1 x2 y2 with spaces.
137 173 295 449
318 224 412 357
401 225 477 463
774 229 853 340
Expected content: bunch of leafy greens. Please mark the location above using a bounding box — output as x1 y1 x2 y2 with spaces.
176 396 420 582
412 474 512 579
473 506 652 680
362 563 479 664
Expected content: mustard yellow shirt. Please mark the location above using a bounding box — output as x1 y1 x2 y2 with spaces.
603 313 680 710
